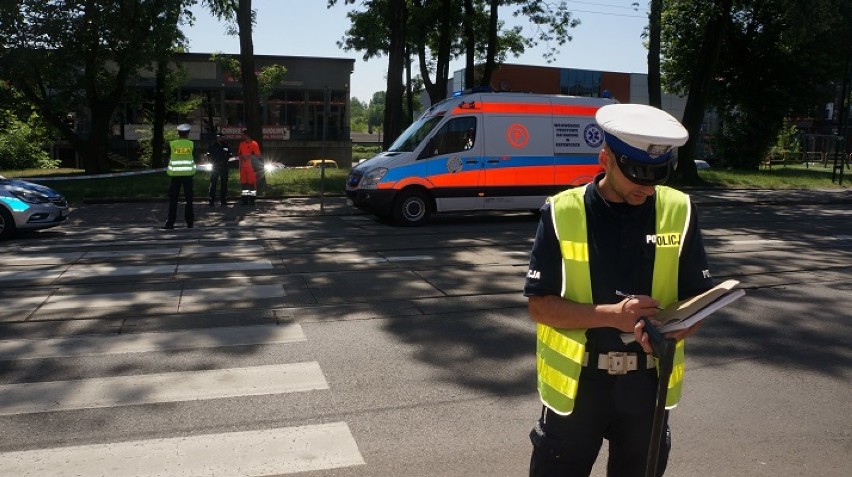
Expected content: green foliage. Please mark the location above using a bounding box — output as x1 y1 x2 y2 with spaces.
257 65 288 99
331 0 579 99
136 128 179 167
209 52 242 78
350 97 368 132
0 0 194 173
0 110 58 169
770 123 802 155
367 91 385 132
352 145 381 161
208 52 287 102
662 0 852 169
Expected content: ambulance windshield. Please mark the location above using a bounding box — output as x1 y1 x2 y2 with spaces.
388 114 444 152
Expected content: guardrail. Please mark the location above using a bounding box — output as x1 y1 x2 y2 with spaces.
761 151 849 171
761 151 805 170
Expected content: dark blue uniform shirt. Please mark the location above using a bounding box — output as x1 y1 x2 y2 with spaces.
207 141 231 167
524 176 714 352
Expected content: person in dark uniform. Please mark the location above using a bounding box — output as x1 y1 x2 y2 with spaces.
525 103 714 477
206 132 231 206
164 123 196 229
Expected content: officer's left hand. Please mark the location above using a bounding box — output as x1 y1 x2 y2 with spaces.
634 318 704 354
633 319 657 355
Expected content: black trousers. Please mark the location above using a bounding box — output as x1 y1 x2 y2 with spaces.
529 368 670 477
208 164 228 203
166 175 194 226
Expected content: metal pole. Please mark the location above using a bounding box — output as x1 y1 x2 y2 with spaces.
640 318 676 477
321 86 329 212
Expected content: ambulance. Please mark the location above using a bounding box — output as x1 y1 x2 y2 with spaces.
345 91 615 225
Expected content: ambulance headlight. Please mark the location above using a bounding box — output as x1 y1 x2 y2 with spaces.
360 167 388 189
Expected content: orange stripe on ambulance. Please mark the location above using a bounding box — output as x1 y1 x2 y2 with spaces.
345 91 614 226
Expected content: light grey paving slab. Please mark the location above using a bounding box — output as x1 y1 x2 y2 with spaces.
0 323 305 360
177 260 272 274
83 249 179 259
60 264 177 279
40 290 182 311
416 265 525 295
180 245 265 255
0 422 364 477
0 269 65 282
180 284 286 303
0 295 49 311
305 270 443 303
0 361 327 415
0 252 83 265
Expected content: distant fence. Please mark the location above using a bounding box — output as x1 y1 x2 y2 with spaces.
760 151 851 171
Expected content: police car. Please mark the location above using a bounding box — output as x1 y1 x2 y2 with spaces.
0 175 69 240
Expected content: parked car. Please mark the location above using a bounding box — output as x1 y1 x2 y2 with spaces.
0 175 69 240
306 159 338 169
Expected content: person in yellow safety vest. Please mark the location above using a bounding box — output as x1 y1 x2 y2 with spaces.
164 123 197 229
524 103 715 477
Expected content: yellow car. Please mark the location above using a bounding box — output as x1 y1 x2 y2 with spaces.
306 159 338 169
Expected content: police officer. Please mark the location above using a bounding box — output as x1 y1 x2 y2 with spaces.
164 123 197 229
207 132 231 206
525 104 715 477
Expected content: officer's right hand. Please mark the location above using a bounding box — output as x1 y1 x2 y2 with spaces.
616 295 660 332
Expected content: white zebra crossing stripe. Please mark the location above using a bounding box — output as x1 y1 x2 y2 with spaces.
0 260 276 282
0 362 327 415
52 260 274 279
35 284 286 311
0 422 365 476
0 323 305 360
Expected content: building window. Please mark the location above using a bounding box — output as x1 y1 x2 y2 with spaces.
560 69 601 97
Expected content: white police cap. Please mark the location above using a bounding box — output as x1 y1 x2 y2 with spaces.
176 123 191 132
595 104 688 185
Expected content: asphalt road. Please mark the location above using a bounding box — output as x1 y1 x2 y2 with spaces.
0 189 850 477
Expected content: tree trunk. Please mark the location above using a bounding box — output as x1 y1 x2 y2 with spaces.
152 58 167 169
463 0 475 89
647 0 662 109
383 0 407 149
237 0 262 150
677 0 733 182
82 110 112 174
481 0 500 88
405 45 414 125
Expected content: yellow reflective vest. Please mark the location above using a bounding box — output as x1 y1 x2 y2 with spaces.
536 184 690 415
167 138 196 176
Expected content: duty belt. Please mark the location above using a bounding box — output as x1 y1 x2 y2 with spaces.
582 352 656 375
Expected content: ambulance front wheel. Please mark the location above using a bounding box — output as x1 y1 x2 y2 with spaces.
392 189 431 226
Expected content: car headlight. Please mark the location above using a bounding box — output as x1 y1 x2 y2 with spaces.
10 187 50 204
360 167 388 189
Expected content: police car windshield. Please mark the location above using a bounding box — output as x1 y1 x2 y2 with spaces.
388 115 444 152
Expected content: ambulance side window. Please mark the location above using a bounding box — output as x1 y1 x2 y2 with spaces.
421 116 477 159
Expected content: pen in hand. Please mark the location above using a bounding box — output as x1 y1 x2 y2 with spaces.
615 290 665 310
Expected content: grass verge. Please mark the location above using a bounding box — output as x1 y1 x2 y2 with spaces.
2 167 348 204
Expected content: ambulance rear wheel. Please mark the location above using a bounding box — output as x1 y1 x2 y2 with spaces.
392 189 431 226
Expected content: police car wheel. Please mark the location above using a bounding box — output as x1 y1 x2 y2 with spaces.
393 189 430 226
0 206 15 240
